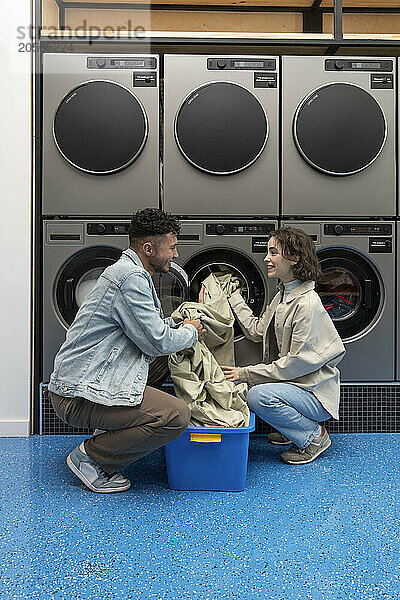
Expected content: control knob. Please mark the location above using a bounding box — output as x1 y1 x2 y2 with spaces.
334 225 344 235
217 60 226 69
145 76 152 84
96 58 107 68
216 224 226 234
335 60 345 70
96 223 106 234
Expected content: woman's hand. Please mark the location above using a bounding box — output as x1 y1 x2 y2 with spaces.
198 285 205 304
231 288 241 296
221 366 241 382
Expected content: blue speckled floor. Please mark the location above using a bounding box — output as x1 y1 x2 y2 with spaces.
1 434 400 600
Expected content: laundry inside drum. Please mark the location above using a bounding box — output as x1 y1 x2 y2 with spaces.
317 267 361 320
189 263 248 340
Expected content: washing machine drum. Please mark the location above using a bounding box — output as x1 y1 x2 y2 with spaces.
175 82 268 174
294 82 386 176
55 247 188 328
53 81 148 174
316 248 382 340
182 249 266 339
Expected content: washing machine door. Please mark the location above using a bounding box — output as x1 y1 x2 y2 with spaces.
175 81 268 175
293 82 386 176
316 248 383 341
53 80 148 174
181 248 266 340
55 248 188 328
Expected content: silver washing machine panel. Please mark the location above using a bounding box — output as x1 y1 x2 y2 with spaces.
42 54 159 216
282 56 396 217
282 220 396 382
163 55 279 217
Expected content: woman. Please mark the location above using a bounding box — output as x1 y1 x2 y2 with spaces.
221 227 345 465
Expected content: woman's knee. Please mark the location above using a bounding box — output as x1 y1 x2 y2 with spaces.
247 384 279 411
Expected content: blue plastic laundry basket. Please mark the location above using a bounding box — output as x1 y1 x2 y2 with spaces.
165 412 255 492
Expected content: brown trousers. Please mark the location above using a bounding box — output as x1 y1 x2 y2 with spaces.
49 357 190 473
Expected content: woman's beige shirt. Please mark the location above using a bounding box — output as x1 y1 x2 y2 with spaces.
229 281 346 419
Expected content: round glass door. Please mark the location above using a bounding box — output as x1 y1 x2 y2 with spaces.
55 247 122 327
294 83 386 176
152 263 189 317
54 80 148 174
175 81 268 175
316 248 382 340
182 249 266 340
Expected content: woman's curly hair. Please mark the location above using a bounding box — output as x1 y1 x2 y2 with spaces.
129 208 181 247
269 227 323 283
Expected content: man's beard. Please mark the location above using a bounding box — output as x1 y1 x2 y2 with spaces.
150 256 170 273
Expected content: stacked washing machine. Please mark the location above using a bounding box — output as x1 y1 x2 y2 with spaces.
282 55 397 383
163 54 281 365
41 53 161 383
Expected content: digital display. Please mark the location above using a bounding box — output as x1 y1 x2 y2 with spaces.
352 62 381 69
350 226 372 233
111 60 145 67
233 61 264 68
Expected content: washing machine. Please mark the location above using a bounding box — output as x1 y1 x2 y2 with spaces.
163 55 279 217
282 56 396 218
176 220 278 365
41 219 189 382
282 220 396 381
42 54 159 217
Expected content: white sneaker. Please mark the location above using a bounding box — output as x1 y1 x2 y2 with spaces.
66 444 131 493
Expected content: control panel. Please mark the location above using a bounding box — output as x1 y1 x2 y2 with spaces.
87 57 157 70
325 59 393 72
207 58 276 71
206 223 275 235
324 224 392 236
87 223 130 235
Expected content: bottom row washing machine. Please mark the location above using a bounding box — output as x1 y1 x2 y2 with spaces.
42 219 277 382
282 220 396 382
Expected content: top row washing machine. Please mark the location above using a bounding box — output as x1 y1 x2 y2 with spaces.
42 53 160 216
163 55 279 217
282 55 396 218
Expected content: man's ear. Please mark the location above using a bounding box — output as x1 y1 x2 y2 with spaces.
142 242 153 256
290 255 300 266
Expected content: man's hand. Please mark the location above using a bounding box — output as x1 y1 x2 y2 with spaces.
182 318 206 340
221 365 241 382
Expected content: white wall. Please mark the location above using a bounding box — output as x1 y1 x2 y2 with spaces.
0 2 32 435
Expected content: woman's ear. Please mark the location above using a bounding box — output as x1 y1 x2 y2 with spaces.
289 255 299 266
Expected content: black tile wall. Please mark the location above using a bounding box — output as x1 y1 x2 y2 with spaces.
40 384 400 435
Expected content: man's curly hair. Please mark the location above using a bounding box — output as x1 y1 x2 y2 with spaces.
129 208 181 247
269 227 323 283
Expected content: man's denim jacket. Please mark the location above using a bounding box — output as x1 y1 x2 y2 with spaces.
48 249 197 406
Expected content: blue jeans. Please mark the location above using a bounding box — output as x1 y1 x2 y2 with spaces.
246 383 332 449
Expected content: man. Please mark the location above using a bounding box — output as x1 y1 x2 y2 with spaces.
48 208 205 494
